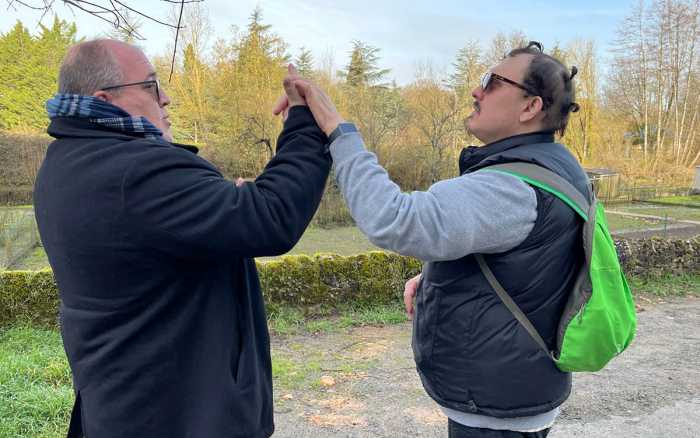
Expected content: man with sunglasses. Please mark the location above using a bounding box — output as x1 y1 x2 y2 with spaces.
278 41 585 437
34 39 331 437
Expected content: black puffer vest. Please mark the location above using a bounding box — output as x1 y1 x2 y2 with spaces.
412 132 589 418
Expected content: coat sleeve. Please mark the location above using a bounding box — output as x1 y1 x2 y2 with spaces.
120 106 330 259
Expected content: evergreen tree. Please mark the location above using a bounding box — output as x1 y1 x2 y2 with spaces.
295 47 314 77
0 18 76 131
340 40 390 87
448 40 484 100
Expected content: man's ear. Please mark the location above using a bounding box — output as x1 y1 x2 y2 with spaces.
519 96 543 123
92 90 111 102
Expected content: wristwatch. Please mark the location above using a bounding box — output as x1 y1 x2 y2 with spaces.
327 122 358 146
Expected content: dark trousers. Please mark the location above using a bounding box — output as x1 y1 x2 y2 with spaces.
448 419 550 438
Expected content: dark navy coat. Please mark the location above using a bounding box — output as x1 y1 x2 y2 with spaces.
34 106 330 437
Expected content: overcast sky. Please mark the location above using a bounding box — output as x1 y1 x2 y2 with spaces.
1 0 634 85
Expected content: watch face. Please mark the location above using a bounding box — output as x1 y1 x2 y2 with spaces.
340 123 357 134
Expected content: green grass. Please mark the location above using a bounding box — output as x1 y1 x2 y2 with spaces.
0 327 72 438
652 194 700 208
605 213 661 232
630 274 700 297
269 225 380 258
11 245 49 270
267 302 407 336
612 203 700 222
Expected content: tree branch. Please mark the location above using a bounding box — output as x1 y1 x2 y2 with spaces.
169 0 185 82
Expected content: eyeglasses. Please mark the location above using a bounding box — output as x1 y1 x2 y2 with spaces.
101 79 161 101
480 71 538 97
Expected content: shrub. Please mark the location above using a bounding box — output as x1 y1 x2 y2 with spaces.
1 237 698 329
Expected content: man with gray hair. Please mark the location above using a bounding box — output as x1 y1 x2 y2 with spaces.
34 39 331 437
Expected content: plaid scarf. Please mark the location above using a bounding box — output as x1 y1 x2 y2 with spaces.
46 94 164 140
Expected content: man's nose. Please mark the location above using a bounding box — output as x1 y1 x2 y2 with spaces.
471 86 484 100
160 88 171 107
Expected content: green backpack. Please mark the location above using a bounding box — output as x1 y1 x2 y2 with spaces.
477 162 637 372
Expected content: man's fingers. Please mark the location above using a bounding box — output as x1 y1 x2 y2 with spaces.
403 274 422 319
272 94 289 115
293 79 311 98
404 285 415 319
283 73 307 108
404 290 414 318
288 63 299 76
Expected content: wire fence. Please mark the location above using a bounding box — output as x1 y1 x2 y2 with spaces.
593 177 692 205
0 207 40 270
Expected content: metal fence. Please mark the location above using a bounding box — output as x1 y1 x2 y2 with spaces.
596 183 691 205
0 207 39 270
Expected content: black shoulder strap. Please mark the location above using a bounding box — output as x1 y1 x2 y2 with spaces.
474 253 553 359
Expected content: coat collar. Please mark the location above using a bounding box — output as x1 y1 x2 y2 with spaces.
459 131 554 175
47 117 199 154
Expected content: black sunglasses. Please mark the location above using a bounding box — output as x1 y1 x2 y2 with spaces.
480 71 538 97
101 79 161 101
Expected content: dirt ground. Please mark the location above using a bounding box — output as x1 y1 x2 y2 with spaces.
270 295 700 438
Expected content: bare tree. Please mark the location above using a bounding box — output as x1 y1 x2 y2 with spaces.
4 0 204 80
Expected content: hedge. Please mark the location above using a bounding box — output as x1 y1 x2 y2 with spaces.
1 237 699 329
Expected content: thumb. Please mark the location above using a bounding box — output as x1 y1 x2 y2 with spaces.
293 80 311 99
283 75 303 102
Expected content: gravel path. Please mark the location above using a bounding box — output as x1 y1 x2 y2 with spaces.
271 295 700 438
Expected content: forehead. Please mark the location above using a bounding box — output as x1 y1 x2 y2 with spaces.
491 54 533 81
110 43 155 80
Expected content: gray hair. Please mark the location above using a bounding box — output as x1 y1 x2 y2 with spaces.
58 39 124 95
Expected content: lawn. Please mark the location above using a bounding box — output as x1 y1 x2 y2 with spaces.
610 203 700 222
604 213 661 232
652 194 700 208
10 225 380 270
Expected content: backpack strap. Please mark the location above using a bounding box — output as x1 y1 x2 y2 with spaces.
474 161 593 360
478 162 592 221
474 253 554 359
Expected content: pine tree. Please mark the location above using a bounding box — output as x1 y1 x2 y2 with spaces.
448 40 484 100
295 47 314 78
339 40 390 87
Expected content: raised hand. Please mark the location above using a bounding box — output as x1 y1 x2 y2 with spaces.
272 64 306 120
292 79 344 137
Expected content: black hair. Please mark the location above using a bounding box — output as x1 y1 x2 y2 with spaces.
507 41 579 136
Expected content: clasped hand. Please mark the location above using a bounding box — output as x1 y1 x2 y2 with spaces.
272 64 344 137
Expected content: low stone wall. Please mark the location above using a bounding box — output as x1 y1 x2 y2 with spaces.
1 237 698 329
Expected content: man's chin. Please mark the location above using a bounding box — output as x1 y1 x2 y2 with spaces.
465 116 477 136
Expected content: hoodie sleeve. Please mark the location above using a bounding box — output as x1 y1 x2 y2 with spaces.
330 131 537 261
